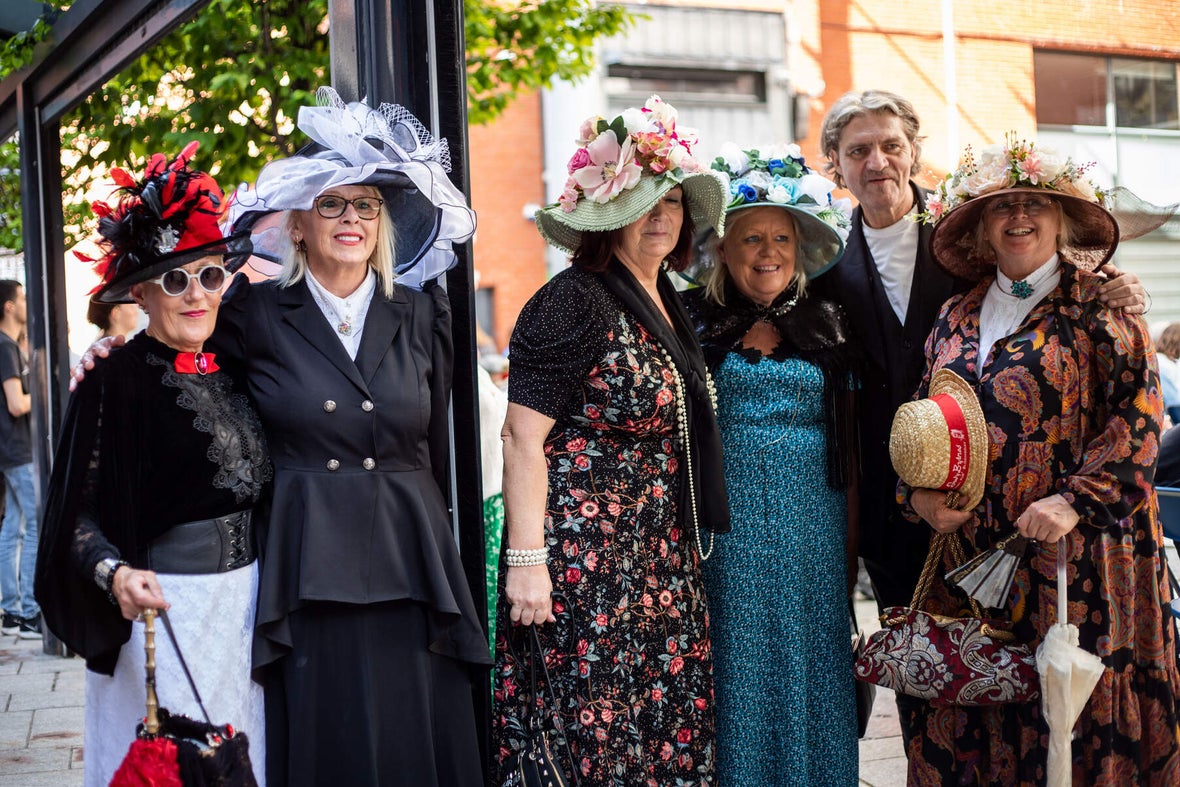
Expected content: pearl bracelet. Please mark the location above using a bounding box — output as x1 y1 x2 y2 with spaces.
505 547 548 566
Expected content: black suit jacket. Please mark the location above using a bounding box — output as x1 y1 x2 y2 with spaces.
212 275 492 670
813 183 971 606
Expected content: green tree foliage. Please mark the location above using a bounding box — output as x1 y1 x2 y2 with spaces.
0 0 633 251
465 0 632 124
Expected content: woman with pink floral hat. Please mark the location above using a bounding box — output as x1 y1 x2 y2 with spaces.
900 135 1180 785
492 96 730 785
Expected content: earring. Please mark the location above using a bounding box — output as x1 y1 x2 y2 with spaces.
295 239 307 253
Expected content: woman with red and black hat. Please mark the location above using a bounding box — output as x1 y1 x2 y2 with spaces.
899 136 1180 785
36 144 271 786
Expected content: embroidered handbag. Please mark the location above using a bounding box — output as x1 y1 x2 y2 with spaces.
111 609 257 787
502 624 579 787
854 533 1039 706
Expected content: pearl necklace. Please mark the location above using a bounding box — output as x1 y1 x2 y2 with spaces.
660 345 720 561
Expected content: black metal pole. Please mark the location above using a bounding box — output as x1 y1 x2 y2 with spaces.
337 0 489 773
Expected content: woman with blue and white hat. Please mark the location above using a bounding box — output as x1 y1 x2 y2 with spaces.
682 142 861 786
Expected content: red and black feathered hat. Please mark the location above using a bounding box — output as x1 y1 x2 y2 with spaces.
79 142 252 303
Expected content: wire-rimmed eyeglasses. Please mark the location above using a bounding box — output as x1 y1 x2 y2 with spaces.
985 196 1055 218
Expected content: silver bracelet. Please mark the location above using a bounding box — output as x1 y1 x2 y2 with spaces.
505 547 548 566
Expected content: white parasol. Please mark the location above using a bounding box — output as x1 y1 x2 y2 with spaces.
1036 541 1104 787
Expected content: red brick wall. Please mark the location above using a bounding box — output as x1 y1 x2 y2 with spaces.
805 0 1180 181
468 91 550 352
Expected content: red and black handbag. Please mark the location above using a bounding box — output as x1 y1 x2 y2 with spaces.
111 609 257 787
854 533 1039 706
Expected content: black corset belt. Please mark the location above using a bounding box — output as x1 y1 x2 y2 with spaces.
138 510 255 574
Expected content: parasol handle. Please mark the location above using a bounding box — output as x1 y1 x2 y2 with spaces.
143 608 159 736
1056 539 1068 626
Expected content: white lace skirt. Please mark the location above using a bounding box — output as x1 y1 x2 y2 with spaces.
84 563 265 787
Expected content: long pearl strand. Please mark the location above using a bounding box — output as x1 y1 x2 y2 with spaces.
660 346 719 561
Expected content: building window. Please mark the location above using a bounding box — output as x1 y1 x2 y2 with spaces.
604 64 766 105
1035 51 1180 130
1113 58 1179 129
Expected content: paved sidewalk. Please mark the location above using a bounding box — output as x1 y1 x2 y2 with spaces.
0 632 85 786
4 618 901 787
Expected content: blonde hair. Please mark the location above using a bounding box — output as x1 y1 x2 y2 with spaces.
278 194 398 299
701 209 808 306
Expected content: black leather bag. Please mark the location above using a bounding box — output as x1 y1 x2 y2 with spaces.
502 625 579 787
850 599 876 738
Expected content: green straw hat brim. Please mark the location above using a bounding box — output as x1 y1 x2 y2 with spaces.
724 201 847 280
536 170 729 255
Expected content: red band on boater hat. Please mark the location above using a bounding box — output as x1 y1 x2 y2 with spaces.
931 393 971 491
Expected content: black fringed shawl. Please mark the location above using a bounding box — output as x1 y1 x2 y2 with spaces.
681 280 861 489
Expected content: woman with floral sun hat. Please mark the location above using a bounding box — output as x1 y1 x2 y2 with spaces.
493 95 730 784
900 134 1180 785
681 143 861 785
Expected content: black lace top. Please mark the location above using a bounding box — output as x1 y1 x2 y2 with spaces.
36 331 271 673
681 281 861 488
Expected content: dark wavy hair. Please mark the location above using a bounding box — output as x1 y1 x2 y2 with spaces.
570 202 697 274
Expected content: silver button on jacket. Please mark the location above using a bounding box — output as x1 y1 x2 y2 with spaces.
362 458 376 470
326 459 341 471
361 400 375 412
323 400 337 413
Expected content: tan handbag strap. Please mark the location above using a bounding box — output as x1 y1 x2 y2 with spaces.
910 532 984 619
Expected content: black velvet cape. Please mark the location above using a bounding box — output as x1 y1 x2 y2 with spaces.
35 334 268 674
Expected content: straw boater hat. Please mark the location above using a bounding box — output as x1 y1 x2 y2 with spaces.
889 369 988 511
228 86 477 290
534 95 729 255
78 142 252 304
706 142 852 279
919 134 1120 282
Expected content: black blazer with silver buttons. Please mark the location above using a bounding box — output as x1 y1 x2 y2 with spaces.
212 274 491 670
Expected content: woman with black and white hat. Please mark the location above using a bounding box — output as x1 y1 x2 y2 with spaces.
217 88 489 786
900 136 1180 785
37 144 271 786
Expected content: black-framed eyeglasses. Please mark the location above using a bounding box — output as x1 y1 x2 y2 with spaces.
314 195 384 220
985 196 1055 218
148 264 228 297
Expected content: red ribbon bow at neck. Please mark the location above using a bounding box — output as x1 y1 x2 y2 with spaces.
173 352 218 375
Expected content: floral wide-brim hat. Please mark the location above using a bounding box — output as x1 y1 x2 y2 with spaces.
534 96 729 255
708 142 852 280
919 134 1118 281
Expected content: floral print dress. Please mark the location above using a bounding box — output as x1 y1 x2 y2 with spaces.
493 266 715 787
899 264 1180 786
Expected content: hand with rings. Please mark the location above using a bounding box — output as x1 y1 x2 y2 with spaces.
110 565 170 622
504 563 555 626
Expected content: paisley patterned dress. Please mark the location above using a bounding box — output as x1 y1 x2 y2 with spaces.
492 266 715 787
900 264 1180 786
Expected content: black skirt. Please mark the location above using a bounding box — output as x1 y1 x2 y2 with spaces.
263 599 483 786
